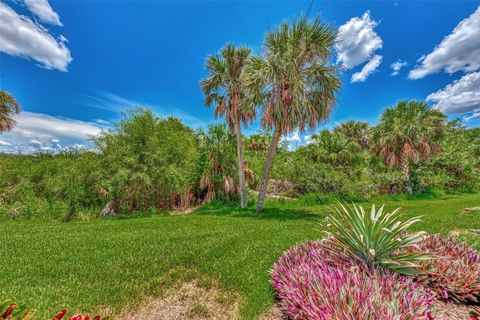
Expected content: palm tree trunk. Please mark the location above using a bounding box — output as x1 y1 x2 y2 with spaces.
235 112 247 208
401 158 412 195
256 125 282 213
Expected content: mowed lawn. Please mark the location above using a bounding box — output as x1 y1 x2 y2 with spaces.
2 193 480 319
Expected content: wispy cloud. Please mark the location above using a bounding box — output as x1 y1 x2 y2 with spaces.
81 90 207 128
23 0 62 26
351 55 382 83
463 112 480 122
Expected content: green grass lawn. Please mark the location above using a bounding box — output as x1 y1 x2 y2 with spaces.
2 193 480 319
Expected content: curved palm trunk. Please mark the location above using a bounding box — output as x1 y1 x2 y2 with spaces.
235 112 247 208
256 125 282 213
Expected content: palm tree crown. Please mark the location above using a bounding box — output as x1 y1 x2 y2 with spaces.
244 16 340 134
373 100 447 193
0 90 20 133
200 44 255 131
334 120 370 148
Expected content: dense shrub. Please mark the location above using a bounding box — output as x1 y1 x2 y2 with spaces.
93 109 199 212
271 240 436 320
0 108 478 219
412 234 480 303
0 152 103 219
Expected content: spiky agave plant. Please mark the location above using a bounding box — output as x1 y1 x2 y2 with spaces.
325 203 430 275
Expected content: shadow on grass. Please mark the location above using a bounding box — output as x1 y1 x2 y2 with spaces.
195 204 321 221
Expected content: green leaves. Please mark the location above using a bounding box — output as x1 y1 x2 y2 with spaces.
325 202 430 275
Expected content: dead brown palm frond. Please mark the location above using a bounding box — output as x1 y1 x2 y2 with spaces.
223 175 236 194
0 90 21 133
244 168 255 185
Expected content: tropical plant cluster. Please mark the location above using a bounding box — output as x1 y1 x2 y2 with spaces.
267 116 480 200
0 106 479 219
271 203 480 319
0 109 246 219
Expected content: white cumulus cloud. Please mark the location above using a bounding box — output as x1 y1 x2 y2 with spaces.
391 59 407 76
351 55 382 83
24 0 62 26
427 71 480 116
409 6 480 79
0 112 105 154
336 11 383 69
0 1 71 71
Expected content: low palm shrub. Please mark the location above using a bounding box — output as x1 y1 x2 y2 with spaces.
412 234 480 303
270 241 436 320
325 203 430 274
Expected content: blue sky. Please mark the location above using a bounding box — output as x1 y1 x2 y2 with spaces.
0 0 479 152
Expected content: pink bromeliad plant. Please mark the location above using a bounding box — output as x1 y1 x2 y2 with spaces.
413 234 480 303
271 240 436 319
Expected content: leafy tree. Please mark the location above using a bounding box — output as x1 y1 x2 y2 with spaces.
425 120 480 192
0 90 20 133
201 44 254 208
372 100 447 194
243 16 340 213
93 109 198 212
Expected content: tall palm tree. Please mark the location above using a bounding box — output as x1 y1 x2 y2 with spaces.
0 90 20 133
372 100 447 194
201 44 254 208
243 16 340 213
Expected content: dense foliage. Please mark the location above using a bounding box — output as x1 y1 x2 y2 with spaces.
0 105 478 219
259 118 480 200
92 109 199 212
